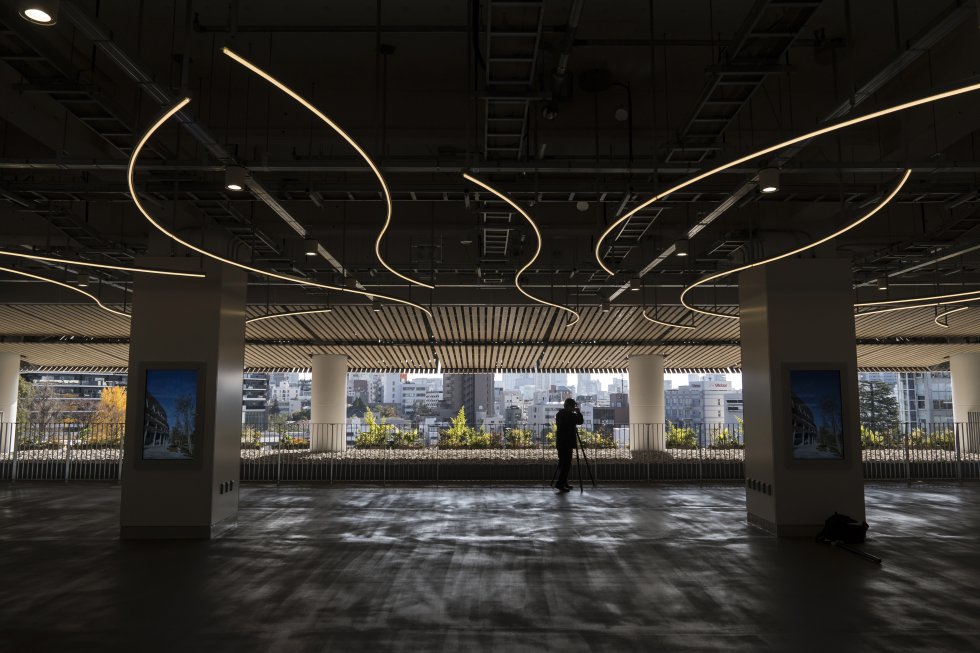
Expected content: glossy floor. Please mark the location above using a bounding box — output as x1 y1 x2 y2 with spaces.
0 483 978 652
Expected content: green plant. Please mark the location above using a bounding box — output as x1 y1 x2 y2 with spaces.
280 433 311 449
708 428 743 450
439 407 472 448
76 424 123 449
355 407 391 448
240 429 262 450
860 424 885 448
665 422 698 449
504 428 533 448
544 426 614 448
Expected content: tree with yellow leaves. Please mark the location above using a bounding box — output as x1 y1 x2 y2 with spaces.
81 386 127 447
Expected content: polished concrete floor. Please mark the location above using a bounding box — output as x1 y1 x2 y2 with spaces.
0 483 978 653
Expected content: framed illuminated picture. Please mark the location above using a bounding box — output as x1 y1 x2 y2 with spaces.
139 363 205 462
788 369 845 460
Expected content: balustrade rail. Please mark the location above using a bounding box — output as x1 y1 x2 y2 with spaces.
1 421 977 483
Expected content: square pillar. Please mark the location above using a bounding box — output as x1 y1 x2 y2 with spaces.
740 258 865 536
120 257 246 539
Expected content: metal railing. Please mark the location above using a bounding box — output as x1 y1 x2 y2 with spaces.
2 421 977 483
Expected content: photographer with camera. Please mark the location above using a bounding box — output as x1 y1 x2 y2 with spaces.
554 398 584 492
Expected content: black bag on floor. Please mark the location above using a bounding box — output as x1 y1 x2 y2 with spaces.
816 512 869 544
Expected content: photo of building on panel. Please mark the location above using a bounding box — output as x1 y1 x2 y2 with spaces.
790 370 844 460
142 369 199 460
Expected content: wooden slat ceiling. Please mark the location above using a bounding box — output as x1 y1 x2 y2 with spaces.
1 303 978 371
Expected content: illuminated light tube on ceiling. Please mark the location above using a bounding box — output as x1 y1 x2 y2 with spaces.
0 249 205 278
462 173 580 328
641 309 696 331
679 169 911 321
594 81 980 277
855 287 980 307
246 308 336 325
934 305 969 329
854 294 980 318
127 98 432 319
221 48 434 291
0 265 129 319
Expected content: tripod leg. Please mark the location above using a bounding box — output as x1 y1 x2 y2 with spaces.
576 433 597 488
550 460 559 488
574 446 584 494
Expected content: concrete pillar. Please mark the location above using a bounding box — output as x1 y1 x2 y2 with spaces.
740 258 865 537
0 351 20 452
951 352 980 453
311 354 348 451
120 257 246 539
628 354 665 451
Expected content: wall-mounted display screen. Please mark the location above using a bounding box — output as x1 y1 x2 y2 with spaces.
789 369 845 460
142 368 200 460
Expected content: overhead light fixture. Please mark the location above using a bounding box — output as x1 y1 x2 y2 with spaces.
679 170 911 321
76 274 89 288
463 173 580 327
758 167 779 194
222 48 433 290
224 165 247 191
128 97 433 318
576 201 590 212
372 303 382 313
876 277 889 291
460 239 473 245
0 249 205 278
303 239 319 257
19 1 58 25
613 107 629 122
641 309 696 330
630 277 641 291
935 305 968 329
674 240 689 257
0 265 127 319
594 80 980 276
601 302 610 313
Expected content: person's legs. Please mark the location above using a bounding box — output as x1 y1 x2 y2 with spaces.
557 446 572 488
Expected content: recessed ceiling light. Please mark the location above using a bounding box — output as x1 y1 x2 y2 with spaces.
758 167 779 194
876 277 888 291
20 2 57 25
76 274 89 288
225 165 247 191
674 240 689 257
303 239 318 257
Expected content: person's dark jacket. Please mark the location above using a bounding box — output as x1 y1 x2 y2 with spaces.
555 407 584 449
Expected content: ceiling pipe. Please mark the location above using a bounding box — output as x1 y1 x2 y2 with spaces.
555 0 586 79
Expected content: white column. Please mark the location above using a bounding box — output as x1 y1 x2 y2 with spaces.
951 352 980 453
0 351 20 452
628 354 665 451
311 354 348 452
740 258 864 537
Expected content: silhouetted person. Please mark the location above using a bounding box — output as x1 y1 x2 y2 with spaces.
555 398 584 492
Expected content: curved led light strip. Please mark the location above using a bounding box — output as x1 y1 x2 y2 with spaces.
595 81 980 276
934 305 969 329
221 47 433 290
0 265 130 319
246 308 335 325
855 287 980 308
641 309 696 330
855 294 980 318
127 98 432 318
680 169 912 320
0 249 205 278
462 173 580 327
